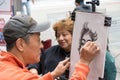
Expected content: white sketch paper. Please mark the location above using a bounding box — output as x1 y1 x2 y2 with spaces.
69 11 108 80
0 0 11 12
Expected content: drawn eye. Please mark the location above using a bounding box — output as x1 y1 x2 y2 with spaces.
87 40 92 42
81 39 86 45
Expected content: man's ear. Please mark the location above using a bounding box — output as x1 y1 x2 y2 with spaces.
16 38 25 52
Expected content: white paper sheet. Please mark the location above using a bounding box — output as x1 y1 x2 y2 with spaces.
70 11 108 80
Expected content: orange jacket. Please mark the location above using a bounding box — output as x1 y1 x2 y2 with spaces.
0 51 89 80
70 63 90 80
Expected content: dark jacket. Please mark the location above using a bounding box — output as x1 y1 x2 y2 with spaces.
28 45 116 80
104 51 117 80
28 45 70 80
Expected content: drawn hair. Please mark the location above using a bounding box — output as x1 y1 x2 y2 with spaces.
78 22 98 50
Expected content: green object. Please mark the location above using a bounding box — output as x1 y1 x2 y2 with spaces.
104 51 117 80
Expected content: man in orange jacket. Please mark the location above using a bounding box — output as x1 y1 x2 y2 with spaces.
0 14 99 80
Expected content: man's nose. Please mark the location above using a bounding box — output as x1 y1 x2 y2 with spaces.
40 43 44 49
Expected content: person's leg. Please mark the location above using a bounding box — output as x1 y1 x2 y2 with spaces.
21 2 25 15
26 1 31 16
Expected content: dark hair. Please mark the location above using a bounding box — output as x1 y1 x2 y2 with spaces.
78 22 98 50
75 0 84 4
6 34 31 51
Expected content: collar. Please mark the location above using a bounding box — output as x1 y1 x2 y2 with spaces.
0 51 26 69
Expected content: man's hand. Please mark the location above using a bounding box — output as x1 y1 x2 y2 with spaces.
80 41 100 65
51 58 70 79
29 68 38 74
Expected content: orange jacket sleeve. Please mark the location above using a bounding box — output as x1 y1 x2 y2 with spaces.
70 62 90 80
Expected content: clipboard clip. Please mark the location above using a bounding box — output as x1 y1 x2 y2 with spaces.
104 16 112 27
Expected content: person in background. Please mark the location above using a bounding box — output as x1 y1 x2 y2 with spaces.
103 44 117 80
71 0 92 21
21 0 34 16
75 0 84 6
0 14 99 80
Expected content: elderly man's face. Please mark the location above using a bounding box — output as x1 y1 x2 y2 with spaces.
23 33 42 65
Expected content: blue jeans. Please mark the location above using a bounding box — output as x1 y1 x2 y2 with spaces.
22 1 30 16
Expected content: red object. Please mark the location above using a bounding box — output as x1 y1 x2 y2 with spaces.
42 39 52 50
